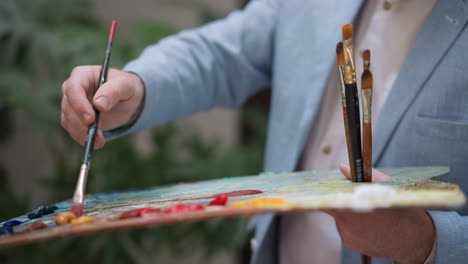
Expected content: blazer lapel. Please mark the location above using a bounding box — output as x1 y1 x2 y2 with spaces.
265 0 364 173
374 0 468 164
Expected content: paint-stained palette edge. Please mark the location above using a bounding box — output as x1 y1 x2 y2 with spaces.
0 166 465 248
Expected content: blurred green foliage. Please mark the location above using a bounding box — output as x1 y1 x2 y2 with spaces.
0 0 266 263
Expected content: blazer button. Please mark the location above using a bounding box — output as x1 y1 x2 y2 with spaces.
383 1 392 10
250 238 258 252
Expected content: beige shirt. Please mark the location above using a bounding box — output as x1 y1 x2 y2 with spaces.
280 0 437 263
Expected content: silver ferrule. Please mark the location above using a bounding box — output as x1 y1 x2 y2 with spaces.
72 164 89 204
361 89 372 123
338 66 346 106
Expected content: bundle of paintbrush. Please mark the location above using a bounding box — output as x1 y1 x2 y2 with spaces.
336 24 373 264
337 24 373 183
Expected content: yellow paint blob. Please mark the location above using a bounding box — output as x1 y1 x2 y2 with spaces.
229 197 290 208
55 212 77 225
70 215 95 226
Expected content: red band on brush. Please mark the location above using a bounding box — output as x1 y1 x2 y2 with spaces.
108 20 117 41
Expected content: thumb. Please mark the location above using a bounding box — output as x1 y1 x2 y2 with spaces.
93 79 134 112
339 163 353 181
339 163 393 182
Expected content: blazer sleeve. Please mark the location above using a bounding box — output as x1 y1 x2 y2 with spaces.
427 211 468 263
105 0 277 140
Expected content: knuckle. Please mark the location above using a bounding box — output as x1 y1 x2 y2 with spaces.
60 113 67 128
71 66 84 75
61 80 70 95
61 97 67 110
76 105 88 115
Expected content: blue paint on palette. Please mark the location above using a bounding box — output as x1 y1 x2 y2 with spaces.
2 220 22 228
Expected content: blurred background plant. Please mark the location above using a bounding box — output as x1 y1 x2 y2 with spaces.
0 0 267 263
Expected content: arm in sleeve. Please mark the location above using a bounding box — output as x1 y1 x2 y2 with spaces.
427 210 468 263
105 0 278 140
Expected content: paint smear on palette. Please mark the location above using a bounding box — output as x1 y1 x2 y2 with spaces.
230 198 290 208
223 190 262 197
0 166 464 248
158 189 263 202
119 208 161 219
208 194 228 206
164 204 205 214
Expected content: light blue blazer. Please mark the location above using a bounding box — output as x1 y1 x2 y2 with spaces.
107 0 468 263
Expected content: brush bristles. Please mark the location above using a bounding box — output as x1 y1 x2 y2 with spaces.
70 203 83 217
336 42 344 66
361 70 373 89
342 24 353 40
362 49 371 62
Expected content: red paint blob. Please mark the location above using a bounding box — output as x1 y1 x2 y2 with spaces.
26 222 48 232
137 208 160 214
164 204 205 214
119 210 141 220
119 207 160 220
208 193 228 206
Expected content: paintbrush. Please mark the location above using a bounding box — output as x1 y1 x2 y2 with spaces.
336 42 356 182
341 24 364 183
70 20 117 217
361 50 373 183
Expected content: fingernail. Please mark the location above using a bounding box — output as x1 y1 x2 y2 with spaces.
96 97 110 110
82 113 90 123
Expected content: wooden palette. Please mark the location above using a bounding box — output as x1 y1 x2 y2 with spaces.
0 166 465 247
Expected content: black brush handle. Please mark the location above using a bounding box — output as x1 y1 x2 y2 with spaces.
345 82 364 182
362 254 372 264
82 40 113 165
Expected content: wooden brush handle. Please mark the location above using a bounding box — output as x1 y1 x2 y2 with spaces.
342 107 356 181
362 254 372 264
362 122 372 182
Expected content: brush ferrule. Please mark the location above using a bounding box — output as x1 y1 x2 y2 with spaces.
363 60 370 71
343 64 355 84
362 89 372 123
338 66 346 106
72 164 89 204
343 38 356 84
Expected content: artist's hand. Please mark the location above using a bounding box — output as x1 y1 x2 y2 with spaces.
323 164 436 264
61 66 145 149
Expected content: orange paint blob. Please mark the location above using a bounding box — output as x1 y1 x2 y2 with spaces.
70 215 94 226
55 212 77 225
229 198 290 208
